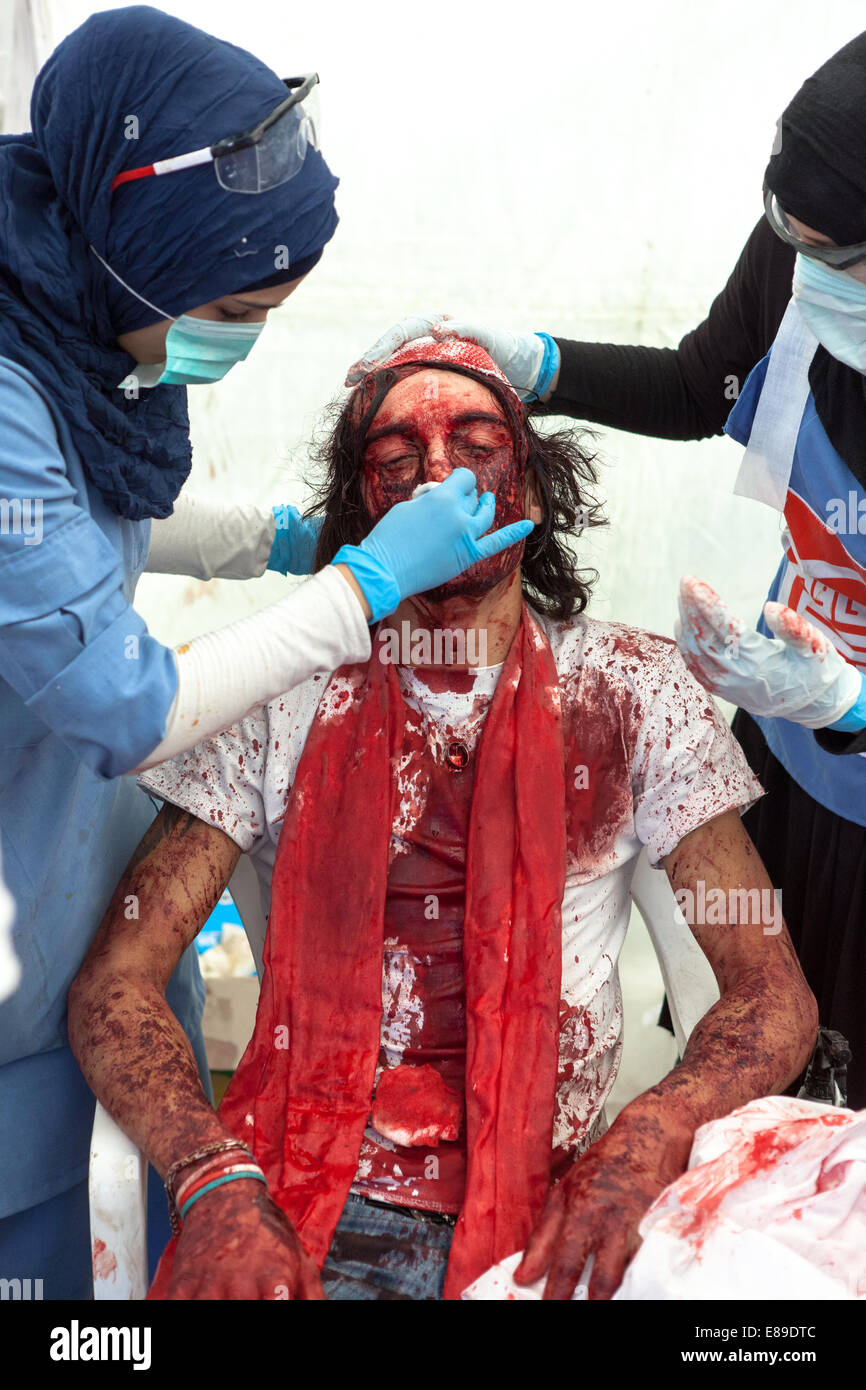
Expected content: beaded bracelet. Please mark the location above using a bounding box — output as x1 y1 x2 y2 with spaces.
165 1140 255 1236
178 1161 265 1213
179 1169 267 1222
174 1149 253 1210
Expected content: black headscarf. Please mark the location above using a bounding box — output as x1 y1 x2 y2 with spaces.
765 31 866 486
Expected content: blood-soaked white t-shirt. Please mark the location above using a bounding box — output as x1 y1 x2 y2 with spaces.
139 611 763 1174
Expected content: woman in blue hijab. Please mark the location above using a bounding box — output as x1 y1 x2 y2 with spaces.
0 6 530 1298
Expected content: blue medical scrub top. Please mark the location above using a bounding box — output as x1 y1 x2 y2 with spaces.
727 354 866 827
0 357 205 1218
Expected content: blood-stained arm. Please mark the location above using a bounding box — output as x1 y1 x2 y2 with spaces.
68 803 324 1300
517 806 817 1301
69 803 241 1169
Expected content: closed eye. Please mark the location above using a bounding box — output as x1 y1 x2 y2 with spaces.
365 443 422 468
383 453 421 469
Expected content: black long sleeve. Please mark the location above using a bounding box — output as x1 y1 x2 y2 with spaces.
814 726 866 757
546 218 796 440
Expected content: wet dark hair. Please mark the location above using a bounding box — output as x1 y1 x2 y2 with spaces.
305 361 605 620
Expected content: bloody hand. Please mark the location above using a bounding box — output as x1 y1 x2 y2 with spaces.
515 1126 677 1301
165 1179 325 1300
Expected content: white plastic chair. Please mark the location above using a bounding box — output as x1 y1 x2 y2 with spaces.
89 1094 149 1299
89 846 719 1298
629 849 719 1056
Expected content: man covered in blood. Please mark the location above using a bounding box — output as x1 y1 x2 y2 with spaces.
69 340 817 1301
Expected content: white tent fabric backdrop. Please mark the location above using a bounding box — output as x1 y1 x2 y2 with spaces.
3 0 861 1105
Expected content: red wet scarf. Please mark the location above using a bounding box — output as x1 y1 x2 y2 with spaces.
151 606 566 1299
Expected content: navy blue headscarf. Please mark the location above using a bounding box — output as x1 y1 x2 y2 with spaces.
0 6 339 519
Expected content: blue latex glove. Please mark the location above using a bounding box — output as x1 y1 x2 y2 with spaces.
828 672 866 731
332 469 534 622
268 504 323 575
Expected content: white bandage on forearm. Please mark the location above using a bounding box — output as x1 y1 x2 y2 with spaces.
135 567 371 771
145 492 276 580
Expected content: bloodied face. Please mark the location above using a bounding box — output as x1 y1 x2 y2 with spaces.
360 369 531 600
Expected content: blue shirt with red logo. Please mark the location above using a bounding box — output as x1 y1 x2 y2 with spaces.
726 354 866 825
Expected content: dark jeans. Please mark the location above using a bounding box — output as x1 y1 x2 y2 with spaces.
322 1193 454 1301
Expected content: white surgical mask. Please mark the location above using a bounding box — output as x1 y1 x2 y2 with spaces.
792 252 866 374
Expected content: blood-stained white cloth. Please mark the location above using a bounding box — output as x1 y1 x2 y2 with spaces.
614 1095 865 1300
461 1249 594 1300
139 610 762 1164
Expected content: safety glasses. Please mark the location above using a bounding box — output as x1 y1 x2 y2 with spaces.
111 74 320 196
763 184 866 270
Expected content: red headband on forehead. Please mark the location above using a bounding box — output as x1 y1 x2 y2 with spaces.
351 336 524 407
379 337 519 395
